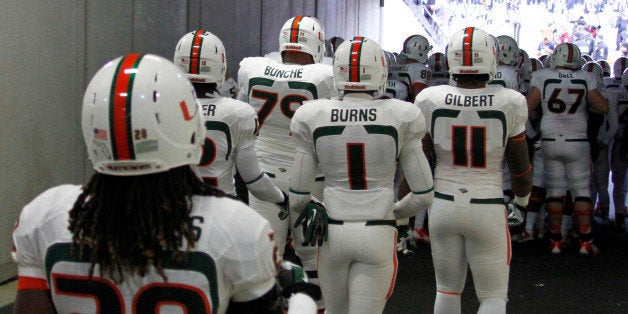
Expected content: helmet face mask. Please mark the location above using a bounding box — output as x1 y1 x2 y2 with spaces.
596 60 611 77
279 16 325 63
333 37 388 97
613 57 628 79
428 52 448 75
496 35 519 66
82 54 204 176
446 27 497 80
582 61 604 84
402 34 432 63
174 30 227 85
549 43 581 70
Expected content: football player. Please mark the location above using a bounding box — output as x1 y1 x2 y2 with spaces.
416 27 532 314
527 43 609 255
427 52 450 87
610 69 628 230
389 34 432 101
289 36 434 314
603 56 628 88
173 30 287 208
11 54 320 314
489 35 521 91
237 15 335 311
583 61 619 225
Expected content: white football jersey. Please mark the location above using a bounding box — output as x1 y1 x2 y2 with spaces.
389 62 431 99
290 94 429 220
602 76 622 88
12 185 277 314
616 87 628 140
416 85 528 197
197 96 258 194
237 57 335 167
530 68 598 137
382 79 409 101
597 87 621 144
488 65 520 91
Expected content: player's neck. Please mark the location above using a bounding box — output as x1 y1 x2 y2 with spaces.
282 51 314 65
456 81 487 89
193 83 219 98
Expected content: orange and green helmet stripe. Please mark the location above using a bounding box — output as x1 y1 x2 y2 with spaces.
463 27 475 66
189 30 205 75
349 36 365 82
290 16 304 43
109 53 144 160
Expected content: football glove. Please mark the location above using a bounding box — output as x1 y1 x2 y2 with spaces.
277 261 321 301
277 191 289 220
506 199 526 227
294 200 328 246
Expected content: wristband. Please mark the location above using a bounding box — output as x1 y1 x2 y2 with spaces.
514 193 531 207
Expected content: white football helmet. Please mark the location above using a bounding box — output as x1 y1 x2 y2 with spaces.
582 61 604 84
530 58 543 72
279 16 325 63
613 57 628 78
581 54 593 63
428 52 448 75
596 60 611 77
82 54 204 176
518 49 532 81
402 34 432 63
549 43 581 70
446 27 497 79
174 30 227 84
333 36 387 97
496 35 519 66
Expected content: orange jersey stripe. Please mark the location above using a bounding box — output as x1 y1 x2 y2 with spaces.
17 276 48 291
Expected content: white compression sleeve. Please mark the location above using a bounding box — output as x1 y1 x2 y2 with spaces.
236 146 284 203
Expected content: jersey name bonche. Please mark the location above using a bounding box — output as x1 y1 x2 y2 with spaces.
237 57 334 167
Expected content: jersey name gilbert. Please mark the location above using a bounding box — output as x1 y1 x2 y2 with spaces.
445 94 494 107
330 108 377 122
264 66 303 79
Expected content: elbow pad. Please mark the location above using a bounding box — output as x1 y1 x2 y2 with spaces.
393 190 434 220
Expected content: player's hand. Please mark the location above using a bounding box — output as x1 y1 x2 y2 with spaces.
277 191 289 220
506 200 526 227
294 200 328 246
277 261 322 301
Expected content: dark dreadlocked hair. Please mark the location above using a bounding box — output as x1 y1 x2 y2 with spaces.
68 166 227 283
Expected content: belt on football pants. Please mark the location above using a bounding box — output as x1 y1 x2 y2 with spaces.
264 172 324 181
327 218 397 227
540 138 588 142
434 192 504 204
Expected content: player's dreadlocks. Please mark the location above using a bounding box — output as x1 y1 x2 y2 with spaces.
68 165 227 283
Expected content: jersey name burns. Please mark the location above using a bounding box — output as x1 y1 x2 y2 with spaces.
445 93 495 107
330 108 377 122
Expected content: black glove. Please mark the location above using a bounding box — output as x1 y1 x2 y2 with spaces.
294 200 329 246
276 261 322 301
277 191 289 220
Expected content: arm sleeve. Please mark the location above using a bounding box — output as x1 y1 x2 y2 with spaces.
395 108 434 219
235 146 284 203
288 108 319 214
602 101 619 145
